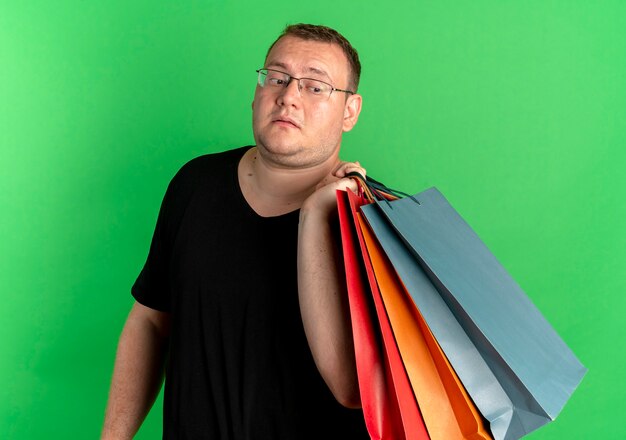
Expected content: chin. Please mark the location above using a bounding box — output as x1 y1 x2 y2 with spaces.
254 144 302 166
257 137 302 156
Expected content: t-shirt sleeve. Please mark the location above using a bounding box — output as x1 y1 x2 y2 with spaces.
131 166 188 312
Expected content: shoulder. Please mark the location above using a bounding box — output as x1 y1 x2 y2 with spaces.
174 146 251 181
168 146 252 192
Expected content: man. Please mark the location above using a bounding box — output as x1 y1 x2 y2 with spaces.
102 23 369 439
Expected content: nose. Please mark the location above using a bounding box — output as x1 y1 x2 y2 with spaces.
277 78 301 106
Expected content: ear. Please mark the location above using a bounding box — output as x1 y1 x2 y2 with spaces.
342 93 362 133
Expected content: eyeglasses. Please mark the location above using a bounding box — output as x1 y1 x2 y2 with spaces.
256 68 354 100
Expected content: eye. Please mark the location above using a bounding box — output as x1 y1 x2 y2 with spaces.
303 80 328 95
268 78 286 86
265 71 289 87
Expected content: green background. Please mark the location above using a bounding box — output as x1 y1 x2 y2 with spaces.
1 1 624 438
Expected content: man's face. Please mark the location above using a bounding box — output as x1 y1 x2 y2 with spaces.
252 36 361 169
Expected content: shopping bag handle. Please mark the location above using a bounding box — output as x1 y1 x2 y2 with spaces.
346 172 420 205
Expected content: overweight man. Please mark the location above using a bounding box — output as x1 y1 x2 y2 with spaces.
102 23 370 439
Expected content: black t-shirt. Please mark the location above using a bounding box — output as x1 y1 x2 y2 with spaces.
132 146 368 439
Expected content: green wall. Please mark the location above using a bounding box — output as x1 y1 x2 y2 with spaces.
1 1 624 438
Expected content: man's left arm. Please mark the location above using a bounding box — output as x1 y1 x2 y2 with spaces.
297 162 365 409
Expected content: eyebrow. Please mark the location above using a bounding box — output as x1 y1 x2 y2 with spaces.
266 61 332 81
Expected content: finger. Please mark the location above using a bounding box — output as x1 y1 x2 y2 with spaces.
346 165 366 176
335 176 360 195
343 167 367 180
335 162 366 178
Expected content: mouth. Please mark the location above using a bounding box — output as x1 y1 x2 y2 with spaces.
272 115 301 128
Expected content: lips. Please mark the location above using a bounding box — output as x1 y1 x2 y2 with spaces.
272 115 301 128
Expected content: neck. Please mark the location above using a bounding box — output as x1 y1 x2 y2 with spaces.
238 147 340 217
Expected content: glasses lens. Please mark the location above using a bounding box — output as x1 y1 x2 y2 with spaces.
300 79 332 98
257 69 268 86
258 69 291 88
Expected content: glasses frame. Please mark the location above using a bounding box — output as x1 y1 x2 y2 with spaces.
256 68 355 99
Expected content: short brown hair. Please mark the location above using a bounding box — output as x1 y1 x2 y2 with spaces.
266 23 362 92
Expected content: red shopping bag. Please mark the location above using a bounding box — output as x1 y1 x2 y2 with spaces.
338 190 428 440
